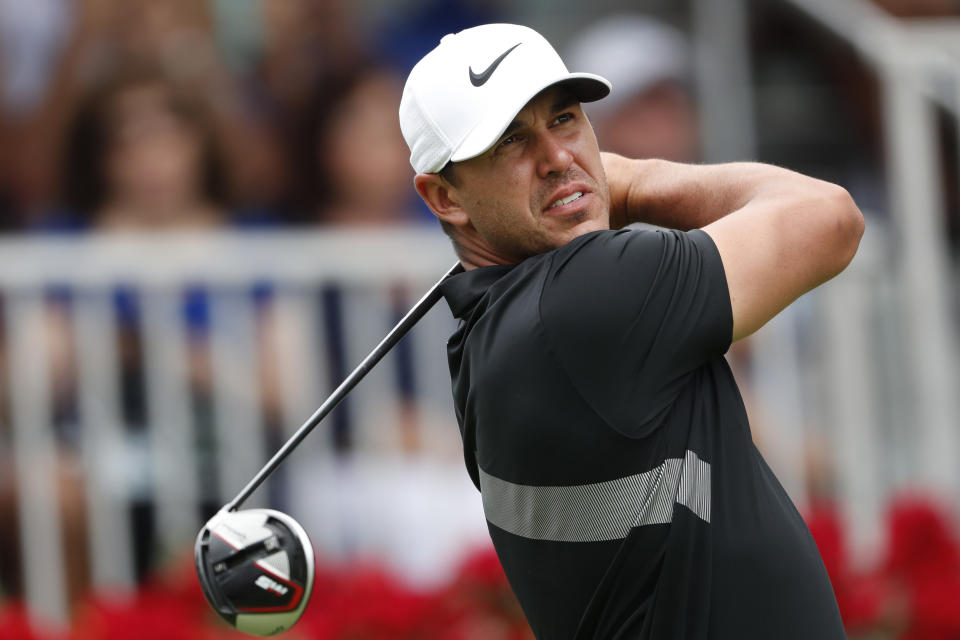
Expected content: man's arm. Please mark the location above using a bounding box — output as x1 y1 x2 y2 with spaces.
601 152 865 342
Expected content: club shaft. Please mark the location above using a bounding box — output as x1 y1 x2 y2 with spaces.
224 262 464 512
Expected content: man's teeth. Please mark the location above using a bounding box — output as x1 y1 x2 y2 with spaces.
549 192 583 209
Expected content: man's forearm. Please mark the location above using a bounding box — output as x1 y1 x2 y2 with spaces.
602 152 822 231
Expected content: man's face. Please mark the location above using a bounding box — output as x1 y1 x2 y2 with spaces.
448 86 611 263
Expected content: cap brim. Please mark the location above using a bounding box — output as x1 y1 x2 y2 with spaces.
449 72 611 165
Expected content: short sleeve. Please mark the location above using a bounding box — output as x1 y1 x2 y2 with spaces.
539 228 732 438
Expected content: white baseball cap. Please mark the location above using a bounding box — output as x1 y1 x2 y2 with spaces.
399 23 611 174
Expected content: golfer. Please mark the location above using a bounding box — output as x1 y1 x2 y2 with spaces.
400 23 862 639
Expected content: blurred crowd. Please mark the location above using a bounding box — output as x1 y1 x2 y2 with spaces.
0 0 454 234
1 0 953 235
0 0 721 236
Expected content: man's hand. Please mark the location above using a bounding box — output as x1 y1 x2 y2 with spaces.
598 152 865 342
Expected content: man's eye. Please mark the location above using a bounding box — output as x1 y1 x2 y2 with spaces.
553 113 573 125
497 135 519 149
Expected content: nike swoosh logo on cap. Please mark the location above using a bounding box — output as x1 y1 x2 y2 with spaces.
469 43 521 87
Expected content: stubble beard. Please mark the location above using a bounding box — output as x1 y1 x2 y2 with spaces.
471 168 612 264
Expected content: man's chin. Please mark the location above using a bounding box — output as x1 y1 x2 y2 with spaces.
567 214 609 239
539 220 607 254
507 214 610 260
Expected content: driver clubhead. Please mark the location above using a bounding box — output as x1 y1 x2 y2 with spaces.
195 508 314 636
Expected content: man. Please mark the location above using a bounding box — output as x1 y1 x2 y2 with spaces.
399 23 863 639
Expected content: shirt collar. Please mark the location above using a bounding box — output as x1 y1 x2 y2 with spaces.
440 264 515 318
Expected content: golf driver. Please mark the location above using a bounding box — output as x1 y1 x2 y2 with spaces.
195 262 463 635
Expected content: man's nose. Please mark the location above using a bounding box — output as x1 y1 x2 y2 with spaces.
535 133 574 179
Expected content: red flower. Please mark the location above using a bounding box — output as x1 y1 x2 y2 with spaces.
805 500 893 633
882 494 960 639
805 501 850 587
885 495 960 583
70 554 250 640
298 562 444 639
0 601 70 640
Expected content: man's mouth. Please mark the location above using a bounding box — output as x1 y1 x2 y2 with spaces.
548 192 583 209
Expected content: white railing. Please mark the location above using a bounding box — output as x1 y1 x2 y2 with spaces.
692 0 960 565
0 203 943 635
779 0 960 562
0 217 913 635
1 228 477 629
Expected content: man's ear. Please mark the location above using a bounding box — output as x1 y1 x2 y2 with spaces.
414 174 471 228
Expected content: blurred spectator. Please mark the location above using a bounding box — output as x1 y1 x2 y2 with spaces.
211 0 367 217
566 14 698 162
244 0 361 113
57 60 227 230
0 0 72 227
0 0 75 223
3 0 294 225
1 0 214 222
0 0 72 117
292 63 420 227
373 0 505 76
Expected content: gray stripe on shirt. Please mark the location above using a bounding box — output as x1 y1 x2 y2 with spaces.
479 449 710 542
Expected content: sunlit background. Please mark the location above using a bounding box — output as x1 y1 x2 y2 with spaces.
1 0 959 638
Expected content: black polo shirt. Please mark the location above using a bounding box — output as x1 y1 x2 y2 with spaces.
440 228 845 639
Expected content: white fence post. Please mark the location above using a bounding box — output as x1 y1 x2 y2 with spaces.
879 45 960 498
140 288 199 558
74 290 136 593
210 288 266 508
5 292 69 629
820 245 885 567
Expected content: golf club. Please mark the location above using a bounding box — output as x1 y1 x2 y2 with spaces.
195 261 463 636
